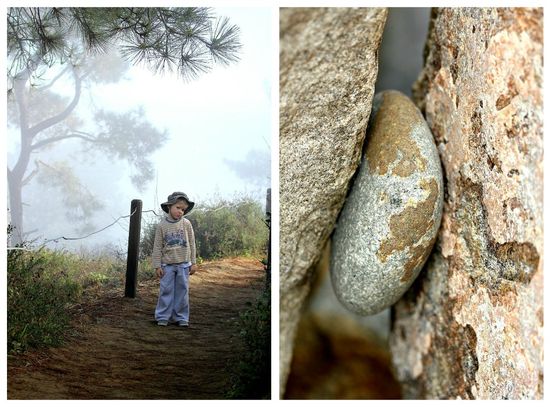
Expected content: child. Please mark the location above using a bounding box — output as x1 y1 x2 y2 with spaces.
152 191 197 327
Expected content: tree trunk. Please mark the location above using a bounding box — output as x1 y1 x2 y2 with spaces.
7 64 83 244
8 63 34 244
7 171 24 245
390 8 543 399
8 72 33 245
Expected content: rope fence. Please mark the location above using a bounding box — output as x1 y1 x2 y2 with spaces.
7 207 140 250
6 201 268 251
7 190 272 298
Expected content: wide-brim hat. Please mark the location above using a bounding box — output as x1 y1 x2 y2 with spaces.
161 192 195 214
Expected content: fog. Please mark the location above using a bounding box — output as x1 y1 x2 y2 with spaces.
6 8 273 252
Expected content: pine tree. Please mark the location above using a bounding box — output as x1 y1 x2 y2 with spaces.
7 7 241 244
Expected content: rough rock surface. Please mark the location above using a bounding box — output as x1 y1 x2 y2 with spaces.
279 8 387 393
389 8 543 399
331 90 443 315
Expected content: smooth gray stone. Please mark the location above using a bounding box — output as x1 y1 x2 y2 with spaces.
331 90 444 315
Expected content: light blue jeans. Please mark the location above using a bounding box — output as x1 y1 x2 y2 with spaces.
155 262 190 323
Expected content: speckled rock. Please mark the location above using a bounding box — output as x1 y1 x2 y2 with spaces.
390 8 543 399
331 90 443 315
279 8 387 394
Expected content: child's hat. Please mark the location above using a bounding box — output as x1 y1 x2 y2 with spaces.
161 192 195 214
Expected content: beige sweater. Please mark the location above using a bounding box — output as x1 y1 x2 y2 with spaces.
152 215 196 268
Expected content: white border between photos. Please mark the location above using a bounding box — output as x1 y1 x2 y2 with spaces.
270 5 281 402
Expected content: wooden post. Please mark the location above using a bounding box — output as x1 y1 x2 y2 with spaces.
125 199 142 298
265 188 271 290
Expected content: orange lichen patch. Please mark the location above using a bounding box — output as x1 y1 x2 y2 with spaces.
378 178 439 264
401 234 438 283
366 91 427 177
401 244 430 283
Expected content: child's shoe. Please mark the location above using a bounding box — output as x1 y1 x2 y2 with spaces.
178 321 189 327
157 320 168 326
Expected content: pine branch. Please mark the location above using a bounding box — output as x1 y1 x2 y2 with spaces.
34 65 71 91
30 131 100 151
208 16 241 65
8 7 241 82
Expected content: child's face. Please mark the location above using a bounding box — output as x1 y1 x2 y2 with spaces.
169 200 189 219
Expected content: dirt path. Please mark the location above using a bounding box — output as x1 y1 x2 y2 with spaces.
7 257 266 400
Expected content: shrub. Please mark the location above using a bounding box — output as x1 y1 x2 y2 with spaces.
187 197 268 260
6 226 129 354
226 288 271 399
7 247 81 353
138 256 155 280
139 215 159 260
141 196 269 261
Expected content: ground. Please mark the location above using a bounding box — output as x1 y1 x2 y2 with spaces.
7 257 267 400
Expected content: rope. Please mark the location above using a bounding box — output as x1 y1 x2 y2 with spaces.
7 208 139 250
7 204 270 251
40 207 138 245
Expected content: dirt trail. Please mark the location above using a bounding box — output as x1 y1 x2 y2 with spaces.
8 257 266 400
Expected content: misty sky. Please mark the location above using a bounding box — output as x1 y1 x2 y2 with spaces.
94 7 273 206
101 7 273 208
5 7 273 250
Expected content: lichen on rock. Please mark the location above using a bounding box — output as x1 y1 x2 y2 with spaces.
330 90 444 316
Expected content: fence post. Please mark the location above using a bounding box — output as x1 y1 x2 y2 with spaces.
265 188 271 290
125 199 143 298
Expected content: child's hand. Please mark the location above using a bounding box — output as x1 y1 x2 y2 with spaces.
156 267 164 278
189 265 195 275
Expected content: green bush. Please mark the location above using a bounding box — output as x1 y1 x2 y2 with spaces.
227 288 271 399
141 196 268 261
139 216 158 260
6 228 129 354
138 256 155 280
188 197 268 260
7 247 81 354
